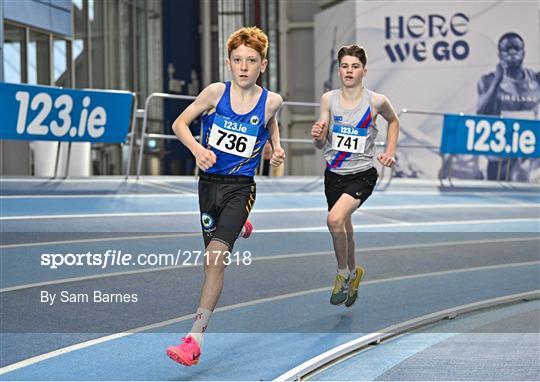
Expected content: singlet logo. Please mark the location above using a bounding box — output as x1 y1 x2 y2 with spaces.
201 213 215 229
334 116 343 121
249 115 260 125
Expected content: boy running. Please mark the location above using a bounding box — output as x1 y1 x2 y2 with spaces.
311 44 399 307
166 26 285 366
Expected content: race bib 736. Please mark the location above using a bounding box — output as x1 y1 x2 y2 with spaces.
208 114 259 158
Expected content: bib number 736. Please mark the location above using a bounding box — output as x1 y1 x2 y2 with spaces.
208 115 258 158
215 130 248 153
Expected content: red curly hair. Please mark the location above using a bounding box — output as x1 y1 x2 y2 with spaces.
226 26 269 59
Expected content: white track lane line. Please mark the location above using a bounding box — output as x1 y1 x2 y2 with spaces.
1 203 538 221
1 260 538 375
0 232 200 249
1 216 538 249
1 191 539 199
2 236 538 293
255 218 540 233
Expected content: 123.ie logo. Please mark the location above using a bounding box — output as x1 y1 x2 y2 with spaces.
15 91 107 139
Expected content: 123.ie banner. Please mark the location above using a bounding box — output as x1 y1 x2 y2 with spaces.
0 82 134 143
441 113 540 158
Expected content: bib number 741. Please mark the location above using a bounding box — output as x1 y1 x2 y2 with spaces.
332 125 366 154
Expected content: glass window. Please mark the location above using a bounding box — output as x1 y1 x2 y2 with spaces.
136 0 148 100
28 30 50 85
73 0 83 11
102 0 116 87
73 0 88 87
53 38 69 86
4 23 25 83
118 0 133 90
90 0 105 88
218 0 245 81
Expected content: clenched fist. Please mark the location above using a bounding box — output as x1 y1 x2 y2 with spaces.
377 152 396 168
270 146 286 167
194 146 217 171
311 121 327 141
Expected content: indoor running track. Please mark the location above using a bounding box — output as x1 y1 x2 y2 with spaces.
0 176 539 381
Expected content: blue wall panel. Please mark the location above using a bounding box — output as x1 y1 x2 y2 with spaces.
4 0 72 37
161 0 201 175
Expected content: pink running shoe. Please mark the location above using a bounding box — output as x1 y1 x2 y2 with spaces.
239 219 253 239
166 335 201 366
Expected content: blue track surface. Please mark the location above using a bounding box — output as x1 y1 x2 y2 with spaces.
312 300 539 381
1 177 539 381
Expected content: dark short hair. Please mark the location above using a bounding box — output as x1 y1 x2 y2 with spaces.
337 44 367 66
497 32 524 50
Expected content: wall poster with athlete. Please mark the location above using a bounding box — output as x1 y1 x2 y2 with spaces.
314 0 539 182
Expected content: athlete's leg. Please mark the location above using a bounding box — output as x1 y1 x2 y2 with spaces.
189 182 253 339
345 215 356 272
327 194 360 305
168 178 237 367
186 239 230 344
166 238 229 366
344 214 365 307
327 193 360 269
199 239 230 311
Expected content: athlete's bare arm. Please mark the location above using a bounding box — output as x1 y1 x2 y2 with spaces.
373 92 399 168
172 83 225 171
265 92 286 167
312 92 332 150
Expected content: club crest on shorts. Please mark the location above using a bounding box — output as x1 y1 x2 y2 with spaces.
201 213 215 229
249 115 259 125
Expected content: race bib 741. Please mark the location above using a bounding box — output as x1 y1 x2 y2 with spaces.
331 124 367 154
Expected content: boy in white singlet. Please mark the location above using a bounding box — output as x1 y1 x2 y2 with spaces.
311 44 400 307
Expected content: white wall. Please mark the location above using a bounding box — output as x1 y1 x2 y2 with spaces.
314 0 540 179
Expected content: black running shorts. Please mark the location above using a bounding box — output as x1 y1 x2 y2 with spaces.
324 167 378 211
198 172 256 250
